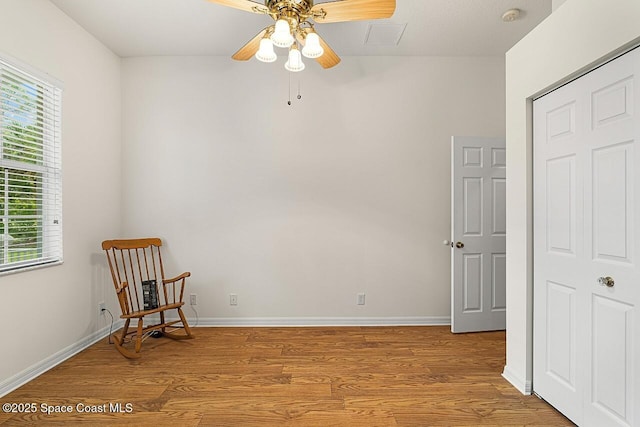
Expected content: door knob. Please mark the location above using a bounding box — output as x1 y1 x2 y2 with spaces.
455 241 464 249
597 276 615 288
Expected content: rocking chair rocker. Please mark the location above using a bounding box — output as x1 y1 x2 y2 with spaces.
102 238 194 358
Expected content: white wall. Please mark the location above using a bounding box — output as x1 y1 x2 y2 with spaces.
0 0 121 392
122 55 505 324
551 0 567 12
504 0 640 393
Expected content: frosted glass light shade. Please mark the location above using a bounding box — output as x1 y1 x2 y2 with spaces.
285 46 305 72
255 38 277 63
270 19 294 48
302 32 324 58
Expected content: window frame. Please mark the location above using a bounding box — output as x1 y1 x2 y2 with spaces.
0 52 63 276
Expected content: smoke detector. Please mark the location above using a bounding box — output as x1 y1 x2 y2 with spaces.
502 8 521 22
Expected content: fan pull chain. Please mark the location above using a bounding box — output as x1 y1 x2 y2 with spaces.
287 74 303 106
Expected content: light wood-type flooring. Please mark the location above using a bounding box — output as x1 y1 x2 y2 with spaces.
0 326 572 426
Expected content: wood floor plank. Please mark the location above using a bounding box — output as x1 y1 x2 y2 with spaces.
0 326 573 426
7 385 168 399
160 397 346 412
163 382 332 398
333 381 506 398
198 409 398 427
0 410 202 426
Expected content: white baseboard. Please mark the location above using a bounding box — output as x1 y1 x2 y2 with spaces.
187 316 451 327
0 320 124 398
501 365 532 395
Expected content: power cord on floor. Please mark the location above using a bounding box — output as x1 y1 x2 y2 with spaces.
190 304 199 327
100 305 197 346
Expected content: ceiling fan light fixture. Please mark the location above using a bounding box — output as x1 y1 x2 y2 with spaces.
271 19 295 48
285 44 305 72
219 0 397 70
301 32 324 58
256 38 277 62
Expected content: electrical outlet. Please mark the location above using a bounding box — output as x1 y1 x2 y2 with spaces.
190 293 197 305
98 301 106 313
230 293 238 306
357 293 366 305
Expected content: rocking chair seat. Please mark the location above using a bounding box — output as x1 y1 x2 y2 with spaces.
121 301 184 319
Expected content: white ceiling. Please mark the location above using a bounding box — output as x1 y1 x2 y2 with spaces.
50 0 552 58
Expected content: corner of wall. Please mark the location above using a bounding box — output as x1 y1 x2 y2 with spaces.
502 365 532 395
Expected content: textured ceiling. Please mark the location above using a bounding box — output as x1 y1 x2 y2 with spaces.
50 0 552 58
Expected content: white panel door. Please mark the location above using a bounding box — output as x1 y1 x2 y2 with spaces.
534 47 640 427
583 50 639 427
451 136 506 333
533 75 586 425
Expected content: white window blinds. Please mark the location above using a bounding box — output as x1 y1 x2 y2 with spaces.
0 55 62 274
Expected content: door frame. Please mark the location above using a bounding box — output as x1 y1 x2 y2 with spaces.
525 44 640 395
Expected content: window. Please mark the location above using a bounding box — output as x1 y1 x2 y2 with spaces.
0 55 62 274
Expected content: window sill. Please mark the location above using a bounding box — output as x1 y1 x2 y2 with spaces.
0 260 64 277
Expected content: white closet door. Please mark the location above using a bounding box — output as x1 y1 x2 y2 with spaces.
534 47 640 427
582 48 640 427
533 71 586 425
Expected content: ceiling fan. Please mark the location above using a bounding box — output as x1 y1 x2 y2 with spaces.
207 0 396 71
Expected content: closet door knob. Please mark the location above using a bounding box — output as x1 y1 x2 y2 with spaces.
597 276 615 288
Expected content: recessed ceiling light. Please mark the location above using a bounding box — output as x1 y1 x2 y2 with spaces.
502 8 521 22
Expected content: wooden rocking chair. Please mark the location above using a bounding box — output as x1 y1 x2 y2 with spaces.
102 238 194 358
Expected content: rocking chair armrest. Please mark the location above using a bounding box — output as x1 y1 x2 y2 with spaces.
163 272 191 285
162 272 190 304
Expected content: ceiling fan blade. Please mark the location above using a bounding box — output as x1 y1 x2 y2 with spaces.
206 0 268 14
311 0 395 23
232 28 268 61
315 34 341 69
296 28 341 69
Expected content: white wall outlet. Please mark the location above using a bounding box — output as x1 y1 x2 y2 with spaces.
190 293 197 305
357 293 366 305
98 301 106 313
230 293 238 306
